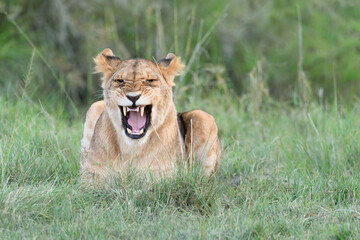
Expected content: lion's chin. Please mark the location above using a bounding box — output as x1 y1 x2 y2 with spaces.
119 105 152 139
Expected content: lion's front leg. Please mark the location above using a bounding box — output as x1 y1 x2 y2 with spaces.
180 110 221 175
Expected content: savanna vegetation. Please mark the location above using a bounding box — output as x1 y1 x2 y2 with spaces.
1 0 360 239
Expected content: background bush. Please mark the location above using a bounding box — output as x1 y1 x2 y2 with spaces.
1 0 359 105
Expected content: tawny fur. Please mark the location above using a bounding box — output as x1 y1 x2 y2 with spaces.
81 48 221 180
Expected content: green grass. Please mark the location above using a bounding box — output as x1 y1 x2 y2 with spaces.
1 89 360 239
1 0 360 238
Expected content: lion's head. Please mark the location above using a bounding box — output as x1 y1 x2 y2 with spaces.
94 48 184 143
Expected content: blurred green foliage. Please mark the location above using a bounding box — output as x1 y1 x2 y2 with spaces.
0 0 359 103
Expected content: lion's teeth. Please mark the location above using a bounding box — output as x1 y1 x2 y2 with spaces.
139 128 144 134
127 128 132 134
140 106 144 117
135 106 139 112
123 107 127 116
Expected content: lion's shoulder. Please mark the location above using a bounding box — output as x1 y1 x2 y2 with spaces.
81 100 105 150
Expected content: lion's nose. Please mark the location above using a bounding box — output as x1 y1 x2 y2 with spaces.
126 94 141 103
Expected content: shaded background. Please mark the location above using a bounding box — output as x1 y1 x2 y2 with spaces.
1 0 359 108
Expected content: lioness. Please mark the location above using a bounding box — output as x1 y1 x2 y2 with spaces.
81 48 221 180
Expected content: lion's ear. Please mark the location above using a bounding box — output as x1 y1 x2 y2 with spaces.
94 48 121 88
158 53 185 86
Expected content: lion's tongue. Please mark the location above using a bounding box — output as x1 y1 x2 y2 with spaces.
128 111 146 131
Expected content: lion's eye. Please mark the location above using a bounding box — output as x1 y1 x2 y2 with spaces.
115 79 124 83
147 79 156 83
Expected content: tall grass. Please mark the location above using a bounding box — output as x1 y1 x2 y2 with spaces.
1 0 360 239
1 55 360 237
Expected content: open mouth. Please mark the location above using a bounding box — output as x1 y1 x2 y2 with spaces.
119 105 152 139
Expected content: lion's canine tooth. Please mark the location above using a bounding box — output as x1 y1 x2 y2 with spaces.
123 107 127 116
139 128 144 134
127 128 132 134
140 106 144 117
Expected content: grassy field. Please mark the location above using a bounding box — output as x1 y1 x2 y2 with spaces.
1 0 360 239
1 88 360 239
